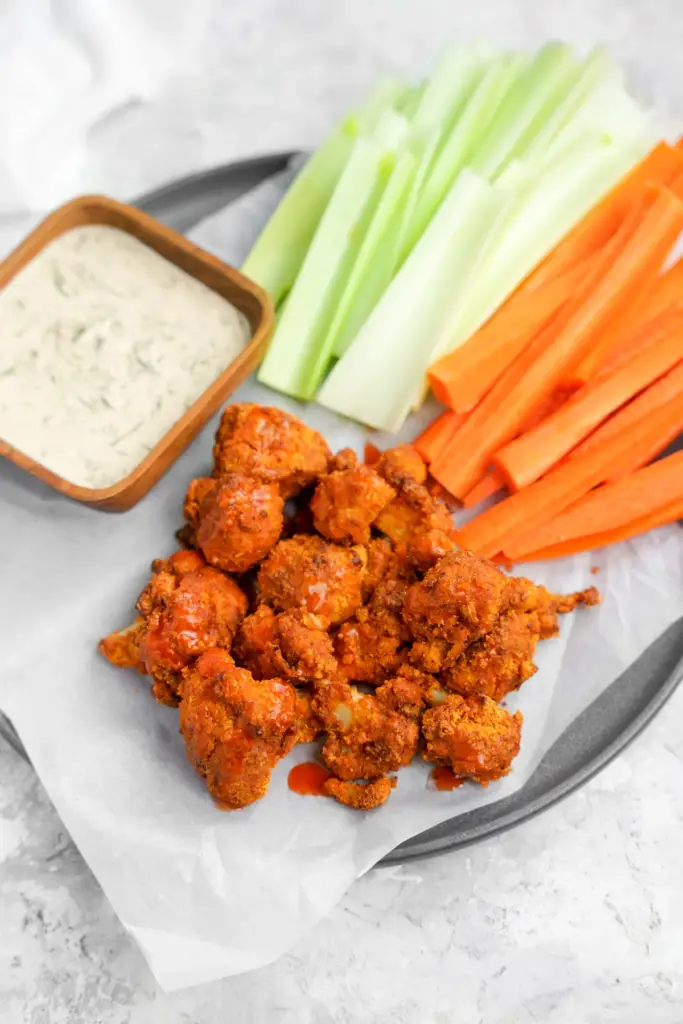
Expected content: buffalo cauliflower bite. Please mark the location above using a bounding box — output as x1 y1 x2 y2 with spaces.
310 448 395 545
403 549 511 656
508 575 599 631
98 617 146 671
376 445 427 488
234 604 337 682
190 473 284 573
374 449 455 552
179 649 299 809
420 575 601 693
334 569 413 684
257 535 367 624
100 549 248 707
313 677 420 782
408 528 460 573
440 609 540 702
334 610 405 684
375 667 431 719
439 578 600 703
212 403 331 497
362 536 395 600
422 693 523 784
323 776 395 810
294 689 324 744
183 476 218 529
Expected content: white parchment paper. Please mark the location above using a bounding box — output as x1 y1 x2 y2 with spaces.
1 171 683 990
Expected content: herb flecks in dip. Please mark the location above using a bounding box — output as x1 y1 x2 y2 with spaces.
0 225 250 488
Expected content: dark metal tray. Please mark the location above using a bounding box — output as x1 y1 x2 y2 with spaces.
2 153 681 862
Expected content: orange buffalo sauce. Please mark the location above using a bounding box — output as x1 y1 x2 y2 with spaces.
288 762 332 796
431 766 465 791
364 442 382 466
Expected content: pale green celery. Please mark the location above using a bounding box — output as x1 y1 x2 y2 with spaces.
242 76 406 306
429 132 651 367
242 118 359 306
373 109 410 149
316 171 508 433
409 161 530 410
357 75 411 128
539 76 655 167
411 42 491 134
394 128 444 265
471 42 581 181
257 138 394 400
396 81 426 119
392 46 501 265
520 47 615 165
328 148 419 360
408 53 527 250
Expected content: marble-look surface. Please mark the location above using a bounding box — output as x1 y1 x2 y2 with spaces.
1 0 683 1020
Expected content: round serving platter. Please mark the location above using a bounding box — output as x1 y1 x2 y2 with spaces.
1 152 682 863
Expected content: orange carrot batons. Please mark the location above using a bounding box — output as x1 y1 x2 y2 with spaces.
413 410 464 464
427 259 590 413
458 391 683 558
503 450 683 559
495 319 683 491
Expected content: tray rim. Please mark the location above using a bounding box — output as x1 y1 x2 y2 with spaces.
1 151 681 863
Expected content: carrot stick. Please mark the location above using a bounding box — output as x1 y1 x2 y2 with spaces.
429 189 672 499
568 273 663 384
458 393 683 557
494 320 683 491
504 450 683 559
528 142 683 291
595 394 683 482
521 386 574 429
429 321 559 499
508 496 683 562
636 260 683 325
587 307 683 394
413 410 464 464
570 259 683 385
460 467 506 508
427 258 590 413
571 358 683 479
448 389 571 507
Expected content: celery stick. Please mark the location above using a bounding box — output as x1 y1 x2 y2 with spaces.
396 81 426 119
242 76 406 306
430 133 651 366
521 47 614 165
328 148 419 360
373 109 410 149
539 76 655 167
393 46 497 264
316 171 508 432
241 119 358 306
357 75 411 128
395 128 444 265
411 42 490 133
408 53 527 250
257 138 393 400
471 43 581 181
409 162 531 410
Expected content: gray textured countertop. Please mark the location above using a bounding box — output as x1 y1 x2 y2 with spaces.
1 1 683 1021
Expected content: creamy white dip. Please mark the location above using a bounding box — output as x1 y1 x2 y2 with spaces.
0 225 251 488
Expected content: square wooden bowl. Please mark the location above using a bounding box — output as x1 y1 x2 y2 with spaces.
0 195 274 511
